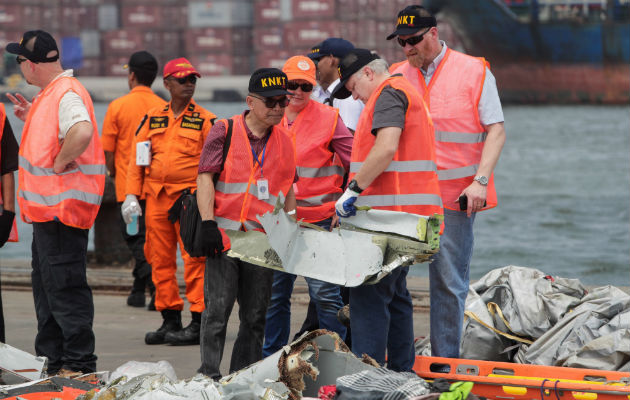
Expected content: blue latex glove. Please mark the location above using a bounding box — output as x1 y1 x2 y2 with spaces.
335 188 360 217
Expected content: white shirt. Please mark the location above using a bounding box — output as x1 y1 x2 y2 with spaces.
54 70 91 140
421 41 504 126
311 78 364 131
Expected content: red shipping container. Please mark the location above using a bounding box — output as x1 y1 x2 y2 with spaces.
143 31 182 56
254 0 282 25
252 26 285 52
231 54 254 75
376 0 408 21
188 54 233 76
75 57 102 77
255 50 291 70
355 21 378 48
0 5 42 29
184 27 251 54
338 21 359 45
355 0 378 19
284 21 340 48
104 55 132 76
121 5 162 28
0 29 27 52
59 6 98 35
292 0 335 19
102 30 144 55
336 0 358 21
162 5 188 29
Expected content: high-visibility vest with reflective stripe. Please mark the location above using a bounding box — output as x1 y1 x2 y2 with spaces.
214 115 296 232
0 104 18 241
350 75 443 217
391 48 497 211
282 100 344 223
18 76 105 229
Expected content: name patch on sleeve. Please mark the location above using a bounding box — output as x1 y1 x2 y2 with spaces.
181 115 204 130
149 116 168 129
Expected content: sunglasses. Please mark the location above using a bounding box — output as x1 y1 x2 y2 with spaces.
397 28 431 47
250 94 289 108
169 75 197 84
16 56 28 64
287 81 313 92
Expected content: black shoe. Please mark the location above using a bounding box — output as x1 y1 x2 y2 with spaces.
147 294 156 311
145 310 182 345
127 291 146 307
164 320 200 346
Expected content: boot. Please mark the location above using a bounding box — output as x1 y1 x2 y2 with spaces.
164 312 201 346
145 310 182 345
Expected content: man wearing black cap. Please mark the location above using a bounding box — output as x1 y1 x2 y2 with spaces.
101 51 165 310
387 5 506 360
196 68 297 379
308 38 364 132
5 30 105 375
331 48 443 371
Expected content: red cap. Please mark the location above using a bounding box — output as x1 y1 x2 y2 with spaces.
163 57 201 79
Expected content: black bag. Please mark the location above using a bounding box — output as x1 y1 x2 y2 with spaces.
168 119 233 257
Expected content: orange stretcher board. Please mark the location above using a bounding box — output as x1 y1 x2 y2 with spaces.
413 356 630 400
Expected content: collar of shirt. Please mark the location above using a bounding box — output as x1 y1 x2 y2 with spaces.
130 85 154 94
51 69 74 83
420 40 448 81
241 110 271 142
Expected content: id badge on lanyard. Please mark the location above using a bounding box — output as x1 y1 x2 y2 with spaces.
252 136 270 201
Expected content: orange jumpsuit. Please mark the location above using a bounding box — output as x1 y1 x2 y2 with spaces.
126 100 216 313
101 85 165 202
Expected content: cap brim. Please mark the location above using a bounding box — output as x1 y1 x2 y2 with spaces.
386 26 422 40
259 88 292 97
307 52 322 60
5 42 26 56
331 78 352 100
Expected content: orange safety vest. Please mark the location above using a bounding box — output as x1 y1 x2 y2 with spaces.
282 100 345 223
0 104 18 241
391 48 497 211
350 75 443 217
214 114 296 231
18 76 106 229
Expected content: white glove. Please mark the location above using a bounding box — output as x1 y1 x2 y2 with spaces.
121 194 142 224
335 188 360 217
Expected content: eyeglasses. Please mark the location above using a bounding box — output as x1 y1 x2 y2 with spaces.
397 28 431 47
287 81 313 92
169 75 197 85
16 56 28 64
250 94 289 108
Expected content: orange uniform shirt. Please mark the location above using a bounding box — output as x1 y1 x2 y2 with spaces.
126 100 216 198
101 85 165 202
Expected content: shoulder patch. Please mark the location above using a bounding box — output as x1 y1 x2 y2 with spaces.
181 115 204 131
149 116 169 129
192 112 199 117
187 103 195 111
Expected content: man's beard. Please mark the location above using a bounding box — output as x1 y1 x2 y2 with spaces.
407 53 423 69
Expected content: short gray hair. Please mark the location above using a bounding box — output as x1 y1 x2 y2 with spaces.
365 58 390 74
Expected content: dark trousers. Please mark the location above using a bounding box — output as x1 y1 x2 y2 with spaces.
31 221 97 373
199 254 273 379
117 200 152 290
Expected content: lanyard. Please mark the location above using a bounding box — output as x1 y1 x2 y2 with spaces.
251 135 270 177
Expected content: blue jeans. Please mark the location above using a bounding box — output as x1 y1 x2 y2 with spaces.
429 208 476 358
262 218 347 357
349 266 414 372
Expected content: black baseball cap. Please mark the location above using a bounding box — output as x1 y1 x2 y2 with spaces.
307 41 324 60
331 48 380 100
5 30 59 63
386 5 437 40
248 68 292 97
124 50 158 72
309 38 355 60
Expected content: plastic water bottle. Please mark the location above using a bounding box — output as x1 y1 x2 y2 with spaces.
126 205 140 236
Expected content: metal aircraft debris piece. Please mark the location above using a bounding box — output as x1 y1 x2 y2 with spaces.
224 195 442 286
0 342 46 382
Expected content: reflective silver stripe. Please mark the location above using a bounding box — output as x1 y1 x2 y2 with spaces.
435 130 487 144
350 160 437 173
215 181 249 194
215 216 241 230
297 165 345 179
19 155 106 176
243 220 263 230
296 192 342 207
437 165 479 181
19 189 102 206
355 193 443 207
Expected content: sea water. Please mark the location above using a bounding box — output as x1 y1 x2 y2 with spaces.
2 103 629 286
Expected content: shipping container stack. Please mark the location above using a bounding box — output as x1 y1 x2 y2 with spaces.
0 0 461 79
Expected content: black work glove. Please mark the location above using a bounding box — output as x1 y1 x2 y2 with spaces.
0 210 15 248
201 220 224 258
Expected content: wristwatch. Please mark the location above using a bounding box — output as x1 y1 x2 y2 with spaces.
474 175 489 186
348 179 364 193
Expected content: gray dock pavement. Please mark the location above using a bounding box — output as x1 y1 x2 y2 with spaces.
0 261 430 380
